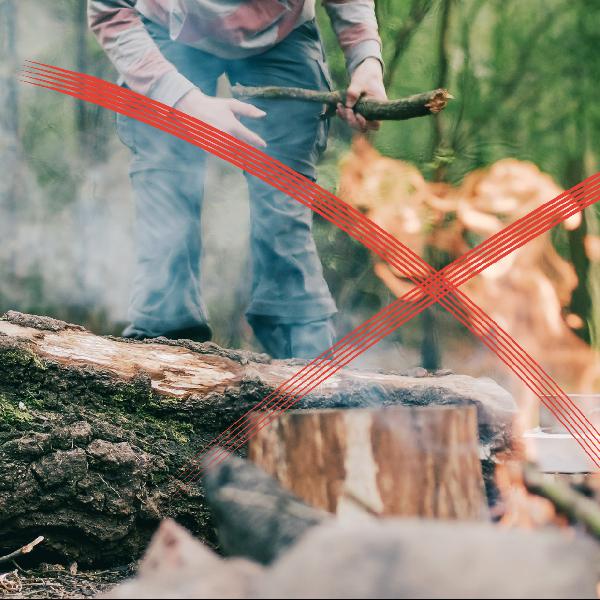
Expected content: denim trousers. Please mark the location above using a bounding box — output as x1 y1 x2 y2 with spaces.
117 18 337 358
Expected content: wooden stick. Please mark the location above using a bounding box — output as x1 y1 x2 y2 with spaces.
523 464 600 541
0 536 44 564
231 85 452 121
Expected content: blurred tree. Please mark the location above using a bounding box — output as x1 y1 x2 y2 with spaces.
381 0 434 89
75 0 90 157
0 0 19 271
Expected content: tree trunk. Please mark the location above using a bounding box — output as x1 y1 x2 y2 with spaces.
75 0 90 159
248 405 488 520
0 0 19 274
0 311 514 565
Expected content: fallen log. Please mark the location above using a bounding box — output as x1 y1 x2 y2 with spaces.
248 405 488 520
231 85 451 120
0 311 516 565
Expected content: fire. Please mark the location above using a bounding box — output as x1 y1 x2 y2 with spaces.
337 138 600 423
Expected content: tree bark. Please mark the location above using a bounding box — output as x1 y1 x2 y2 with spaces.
248 405 488 520
0 311 514 565
232 86 451 121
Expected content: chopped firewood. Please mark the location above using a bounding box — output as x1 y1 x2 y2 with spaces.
232 85 451 120
201 450 329 564
248 405 489 520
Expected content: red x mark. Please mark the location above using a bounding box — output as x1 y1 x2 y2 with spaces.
20 62 600 486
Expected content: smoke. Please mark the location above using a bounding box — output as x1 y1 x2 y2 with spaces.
0 1 254 343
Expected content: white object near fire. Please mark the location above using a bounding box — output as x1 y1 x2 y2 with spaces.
524 394 600 473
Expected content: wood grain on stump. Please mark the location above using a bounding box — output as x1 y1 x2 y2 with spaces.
248 405 488 520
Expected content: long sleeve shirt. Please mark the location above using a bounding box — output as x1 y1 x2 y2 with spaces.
88 0 382 107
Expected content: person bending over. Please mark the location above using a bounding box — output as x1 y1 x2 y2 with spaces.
89 0 386 358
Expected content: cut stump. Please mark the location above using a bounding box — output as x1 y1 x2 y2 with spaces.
248 405 488 520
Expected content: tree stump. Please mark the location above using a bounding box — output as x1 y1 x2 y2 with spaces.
248 405 489 520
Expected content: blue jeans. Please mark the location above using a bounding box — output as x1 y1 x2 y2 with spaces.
117 19 337 358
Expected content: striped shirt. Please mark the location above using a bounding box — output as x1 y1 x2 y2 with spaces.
88 0 382 107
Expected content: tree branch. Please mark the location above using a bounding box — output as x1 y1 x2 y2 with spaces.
232 85 451 121
384 0 434 88
523 465 600 542
0 536 44 564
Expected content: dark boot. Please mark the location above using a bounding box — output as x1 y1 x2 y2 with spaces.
248 316 335 359
123 323 212 343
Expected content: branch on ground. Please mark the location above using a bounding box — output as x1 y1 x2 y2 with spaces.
0 536 44 564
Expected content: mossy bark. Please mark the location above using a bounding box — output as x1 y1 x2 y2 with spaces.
0 311 515 566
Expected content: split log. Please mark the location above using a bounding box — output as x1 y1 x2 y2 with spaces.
231 85 451 120
0 311 515 565
202 451 329 564
248 405 488 520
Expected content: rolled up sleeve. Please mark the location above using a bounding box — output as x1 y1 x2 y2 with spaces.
88 0 194 106
323 0 383 74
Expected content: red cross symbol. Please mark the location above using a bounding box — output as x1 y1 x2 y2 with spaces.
21 62 600 486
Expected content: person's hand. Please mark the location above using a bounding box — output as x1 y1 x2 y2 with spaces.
176 89 267 147
337 57 386 132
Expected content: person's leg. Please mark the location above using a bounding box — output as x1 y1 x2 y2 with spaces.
119 19 224 341
227 20 337 359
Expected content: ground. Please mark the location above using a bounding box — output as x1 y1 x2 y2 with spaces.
0 564 131 598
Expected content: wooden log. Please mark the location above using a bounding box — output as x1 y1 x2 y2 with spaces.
231 85 451 121
248 405 489 520
201 450 329 564
0 311 513 564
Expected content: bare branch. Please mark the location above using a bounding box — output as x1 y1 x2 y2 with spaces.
523 465 600 542
384 0 434 88
0 536 45 565
232 85 452 121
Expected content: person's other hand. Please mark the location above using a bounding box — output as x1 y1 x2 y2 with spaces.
337 57 386 132
176 89 267 147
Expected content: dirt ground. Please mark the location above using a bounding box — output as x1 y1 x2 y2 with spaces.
0 563 132 598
